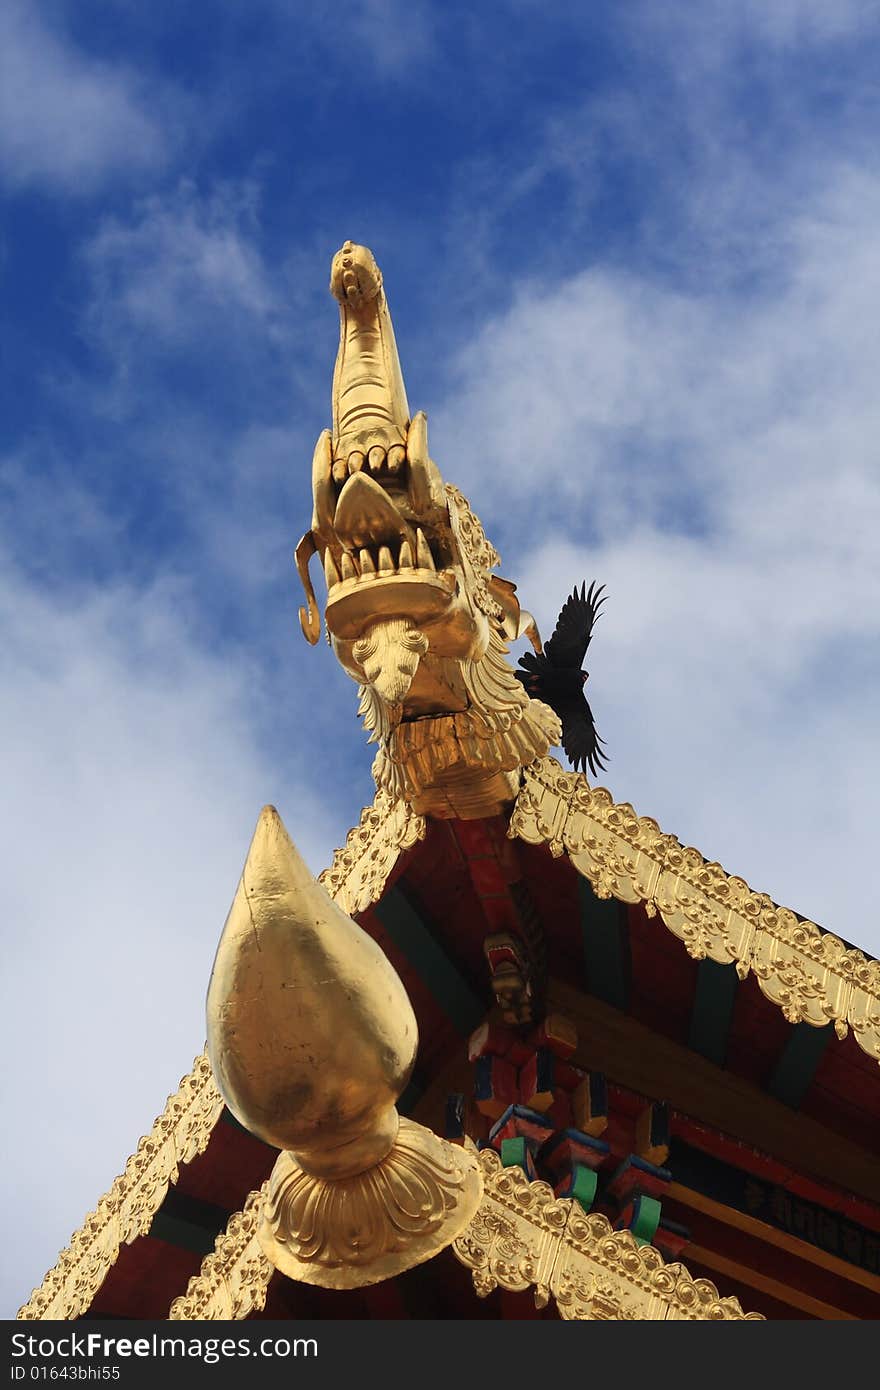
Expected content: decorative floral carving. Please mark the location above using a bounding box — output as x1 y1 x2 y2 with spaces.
511 757 880 1068
445 484 503 623
453 1156 568 1309
453 1150 762 1320
266 1127 464 1267
257 1119 483 1289
318 789 425 915
168 1186 272 1320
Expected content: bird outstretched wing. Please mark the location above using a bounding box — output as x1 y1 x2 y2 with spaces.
557 690 608 777
543 581 606 669
515 579 609 777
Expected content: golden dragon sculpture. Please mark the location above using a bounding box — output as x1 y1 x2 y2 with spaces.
296 242 559 819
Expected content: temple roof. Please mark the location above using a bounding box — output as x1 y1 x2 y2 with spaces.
19 762 880 1321
19 244 879 1322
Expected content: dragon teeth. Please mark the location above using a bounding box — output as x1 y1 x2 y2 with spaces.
324 548 341 588
415 529 435 571
334 539 430 580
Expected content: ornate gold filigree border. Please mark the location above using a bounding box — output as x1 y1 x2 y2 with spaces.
318 788 425 914
164 1152 761 1323
510 757 880 1063
453 1149 763 1319
168 1185 272 1320
18 793 424 1321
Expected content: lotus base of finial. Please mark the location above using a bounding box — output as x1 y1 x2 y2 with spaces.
258 1118 483 1289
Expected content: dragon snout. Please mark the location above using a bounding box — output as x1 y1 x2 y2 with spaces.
329 241 382 307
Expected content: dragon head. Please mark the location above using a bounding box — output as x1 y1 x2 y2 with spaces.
295 243 558 817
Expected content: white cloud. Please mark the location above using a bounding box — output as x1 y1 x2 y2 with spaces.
434 165 880 953
67 180 339 603
0 547 344 1316
0 2 172 191
275 0 436 73
84 182 277 347
643 0 878 51
340 0 436 70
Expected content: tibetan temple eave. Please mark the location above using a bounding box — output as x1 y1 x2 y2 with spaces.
19 766 880 1322
20 243 880 1323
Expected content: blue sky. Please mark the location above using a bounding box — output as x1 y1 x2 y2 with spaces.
3 1 880 1315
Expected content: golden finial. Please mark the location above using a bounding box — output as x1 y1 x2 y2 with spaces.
207 806 482 1286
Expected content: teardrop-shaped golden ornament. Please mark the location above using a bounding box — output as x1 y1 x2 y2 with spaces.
207 805 482 1287
207 805 417 1179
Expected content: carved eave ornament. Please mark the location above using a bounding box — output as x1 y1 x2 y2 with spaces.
23 761 877 1320
512 757 880 1066
164 1149 765 1321
454 1149 763 1319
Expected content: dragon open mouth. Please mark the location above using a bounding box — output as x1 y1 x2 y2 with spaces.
324 537 456 641
318 467 457 638
323 526 441 588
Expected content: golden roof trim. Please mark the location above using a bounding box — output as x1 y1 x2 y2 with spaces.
317 788 425 914
164 1149 761 1321
168 1184 272 1320
453 1149 762 1319
17 792 423 1321
511 756 880 1065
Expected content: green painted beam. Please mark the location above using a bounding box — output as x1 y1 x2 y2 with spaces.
149 1211 219 1256
579 877 629 1011
767 1021 834 1109
373 884 486 1036
149 1190 230 1256
688 958 739 1066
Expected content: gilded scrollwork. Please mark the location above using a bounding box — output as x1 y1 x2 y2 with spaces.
452 1156 568 1309
317 788 425 915
168 1185 272 1320
259 1119 482 1289
510 757 880 1065
453 1150 762 1320
17 1054 224 1320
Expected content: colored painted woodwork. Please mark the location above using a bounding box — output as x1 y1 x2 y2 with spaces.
555 1165 598 1211
768 1021 834 1110
579 877 629 1010
617 1194 662 1246
373 884 485 1035
669 1140 880 1278
688 957 739 1066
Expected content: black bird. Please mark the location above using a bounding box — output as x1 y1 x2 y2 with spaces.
515 581 608 777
